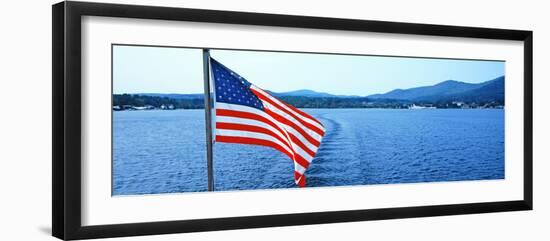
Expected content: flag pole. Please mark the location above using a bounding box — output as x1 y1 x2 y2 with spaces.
203 49 214 191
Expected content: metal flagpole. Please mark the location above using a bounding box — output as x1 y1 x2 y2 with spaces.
203 49 214 191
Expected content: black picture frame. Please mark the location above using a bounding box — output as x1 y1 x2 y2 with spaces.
52 1 533 240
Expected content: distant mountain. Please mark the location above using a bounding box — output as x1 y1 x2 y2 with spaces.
368 80 479 100
271 89 359 98
139 89 358 99
132 76 504 108
271 89 335 97
368 76 504 103
439 76 504 103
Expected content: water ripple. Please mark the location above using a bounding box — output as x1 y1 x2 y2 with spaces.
113 109 504 195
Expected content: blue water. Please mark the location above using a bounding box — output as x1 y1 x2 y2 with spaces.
113 109 504 195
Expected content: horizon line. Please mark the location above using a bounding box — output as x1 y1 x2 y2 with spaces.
113 75 505 96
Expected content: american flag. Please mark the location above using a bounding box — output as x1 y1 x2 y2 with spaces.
210 58 325 187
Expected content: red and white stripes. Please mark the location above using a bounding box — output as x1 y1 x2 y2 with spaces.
215 85 325 187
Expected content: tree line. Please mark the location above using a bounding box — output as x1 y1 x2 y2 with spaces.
113 94 204 109
113 94 503 109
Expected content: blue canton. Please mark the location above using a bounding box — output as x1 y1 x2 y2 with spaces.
210 58 264 110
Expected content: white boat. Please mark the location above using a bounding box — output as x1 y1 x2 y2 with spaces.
409 104 435 109
409 104 426 109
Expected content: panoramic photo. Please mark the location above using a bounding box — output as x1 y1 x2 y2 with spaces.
112 45 505 195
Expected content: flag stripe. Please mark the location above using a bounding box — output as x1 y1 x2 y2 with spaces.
216 123 292 155
251 88 325 136
216 103 320 151
283 101 323 126
217 135 293 159
215 115 316 157
216 108 289 143
216 129 294 157
216 133 310 170
217 121 315 162
251 86 325 131
262 101 323 140
294 165 306 175
216 111 318 158
216 122 313 167
288 134 316 157
216 116 292 148
216 106 317 183
294 171 306 187
264 108 321 147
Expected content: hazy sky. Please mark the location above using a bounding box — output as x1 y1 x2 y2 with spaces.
113 45 505 96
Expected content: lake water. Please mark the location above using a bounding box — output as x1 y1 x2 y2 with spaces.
113 108 504 195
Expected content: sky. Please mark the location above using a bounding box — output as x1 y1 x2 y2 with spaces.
113 45 505 96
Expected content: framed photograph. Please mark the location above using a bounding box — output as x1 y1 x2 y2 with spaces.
52 1 533 240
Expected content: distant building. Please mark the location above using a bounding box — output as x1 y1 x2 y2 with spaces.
452 101 465 107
